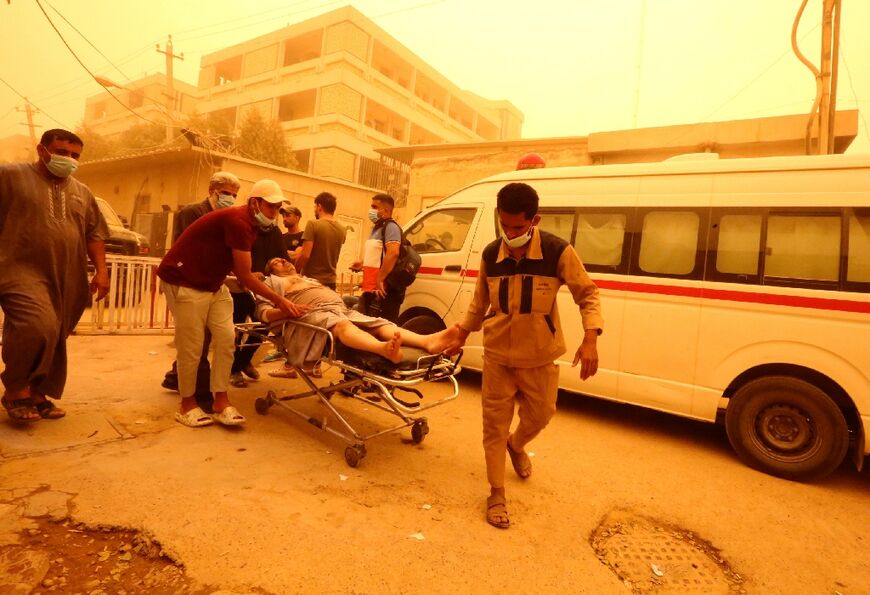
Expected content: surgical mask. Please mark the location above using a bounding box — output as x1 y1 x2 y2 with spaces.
501 226 533 249
367 208 380 224
216 192 235 209
44 153 79 178
254 210 276 229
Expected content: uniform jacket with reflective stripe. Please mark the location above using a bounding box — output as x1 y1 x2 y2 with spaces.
460 227 603 368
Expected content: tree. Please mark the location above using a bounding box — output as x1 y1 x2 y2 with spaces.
75 124 118 162
234 108 297 170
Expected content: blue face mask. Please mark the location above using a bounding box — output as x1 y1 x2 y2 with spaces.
367 208 380 224
216 192 235 209
254 210 276 229
45 153 79 178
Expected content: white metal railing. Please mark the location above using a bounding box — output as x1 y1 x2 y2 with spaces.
80 255 171 335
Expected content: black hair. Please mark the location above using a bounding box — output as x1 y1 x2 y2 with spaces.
372 193 395 209
496 183 538 219
314 192 337 214
280 206 302 217
40 128 84 148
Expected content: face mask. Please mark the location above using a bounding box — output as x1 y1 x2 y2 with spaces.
44 153 79 178
367 208 380 224
501 225 533 249
254 210 276 229
216 192 235 209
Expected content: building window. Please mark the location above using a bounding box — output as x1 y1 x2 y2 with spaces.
214 56 242 86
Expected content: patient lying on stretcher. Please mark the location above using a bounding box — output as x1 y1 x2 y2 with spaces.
255 258 459 366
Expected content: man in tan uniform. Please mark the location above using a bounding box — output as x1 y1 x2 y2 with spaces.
446 182 603 529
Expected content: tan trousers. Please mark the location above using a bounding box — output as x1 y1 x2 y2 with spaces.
481 360 560 489
163 283 235 398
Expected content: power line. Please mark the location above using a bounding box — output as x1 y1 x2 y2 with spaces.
33 0 170 130
0 76 68 128
840 49 870 144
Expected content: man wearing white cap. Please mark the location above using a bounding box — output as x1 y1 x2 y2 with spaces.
157 179 308 428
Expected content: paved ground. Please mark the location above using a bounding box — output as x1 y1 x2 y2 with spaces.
1 334 868 594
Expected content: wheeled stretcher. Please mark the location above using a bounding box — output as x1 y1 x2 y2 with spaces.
235 319 462 467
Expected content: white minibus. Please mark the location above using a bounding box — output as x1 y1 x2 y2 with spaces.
397 153 870 481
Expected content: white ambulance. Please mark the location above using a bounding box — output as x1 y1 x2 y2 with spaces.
398 153 870 481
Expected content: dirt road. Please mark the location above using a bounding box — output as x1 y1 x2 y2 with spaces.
1 335 867 593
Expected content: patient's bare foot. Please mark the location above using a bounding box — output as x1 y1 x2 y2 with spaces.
427 324 462 354
382 332 403 363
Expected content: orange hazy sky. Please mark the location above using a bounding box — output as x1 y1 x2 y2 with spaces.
1 0 868 153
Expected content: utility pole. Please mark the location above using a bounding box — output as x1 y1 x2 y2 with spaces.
156 35 184 143
16 98 39 159
817 0 839 154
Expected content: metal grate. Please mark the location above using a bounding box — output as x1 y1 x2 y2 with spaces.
590 510 745 594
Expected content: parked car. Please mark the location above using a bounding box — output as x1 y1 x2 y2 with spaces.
95 197 150 256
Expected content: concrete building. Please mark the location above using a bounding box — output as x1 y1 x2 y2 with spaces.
378 110 861 216
193 6 523 201
82 73 200 139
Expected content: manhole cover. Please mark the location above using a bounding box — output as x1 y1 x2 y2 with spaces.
590 510 745 594
0 413 130 458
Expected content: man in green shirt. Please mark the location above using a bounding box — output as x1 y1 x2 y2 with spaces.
295 192 347 291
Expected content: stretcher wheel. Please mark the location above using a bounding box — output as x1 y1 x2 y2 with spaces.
254 398 270 415
344 444 366 467
411 419 429 444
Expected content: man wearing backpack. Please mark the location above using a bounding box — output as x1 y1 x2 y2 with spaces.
351 193 406 323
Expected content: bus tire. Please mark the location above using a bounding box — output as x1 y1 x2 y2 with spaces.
725 376 849 481
400 314 445 335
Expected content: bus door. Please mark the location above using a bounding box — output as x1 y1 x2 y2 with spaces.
617 175 712 416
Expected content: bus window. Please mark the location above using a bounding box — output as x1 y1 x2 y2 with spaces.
765 214 840 282
638 210 700 276
405 208 475 253
716 214 762 276
847 214 870 284
538 211 574 243
575 212 627 269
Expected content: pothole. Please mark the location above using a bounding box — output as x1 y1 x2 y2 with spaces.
590 509 746 594
0 518 228 594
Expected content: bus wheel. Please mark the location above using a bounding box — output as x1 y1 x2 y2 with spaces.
725 376 849 481
400 314 445 335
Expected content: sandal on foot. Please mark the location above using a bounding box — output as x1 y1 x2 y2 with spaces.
174 407 214 427
486 494 510 529
268 366 298 379
506 435 532 479
212 406 246 426
1 395 40 423
34 400 66 420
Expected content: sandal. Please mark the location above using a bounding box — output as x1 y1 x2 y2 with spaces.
506 435 532 479
268 366 298 379
486 494 510 529
1 395 40 423
174 406 214 428
34 399 66 420
212 405 246 426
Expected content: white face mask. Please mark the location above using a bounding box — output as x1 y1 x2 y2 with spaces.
44 153 79 178
501 225 533 249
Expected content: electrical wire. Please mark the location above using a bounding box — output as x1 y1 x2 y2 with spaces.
33 0 169 130
44 0 132 84
839 49 870 144
0 76 69 128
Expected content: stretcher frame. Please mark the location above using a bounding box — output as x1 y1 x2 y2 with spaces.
235 319 462 467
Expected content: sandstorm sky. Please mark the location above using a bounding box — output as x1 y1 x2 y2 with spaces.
1 0 868 153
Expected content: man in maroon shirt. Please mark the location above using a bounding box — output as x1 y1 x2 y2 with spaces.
157 179 308 428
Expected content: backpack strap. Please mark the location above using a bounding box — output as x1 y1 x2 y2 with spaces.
377 218 404 266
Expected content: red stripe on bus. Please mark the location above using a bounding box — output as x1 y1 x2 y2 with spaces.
594 279 870 314
418 266 444 275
